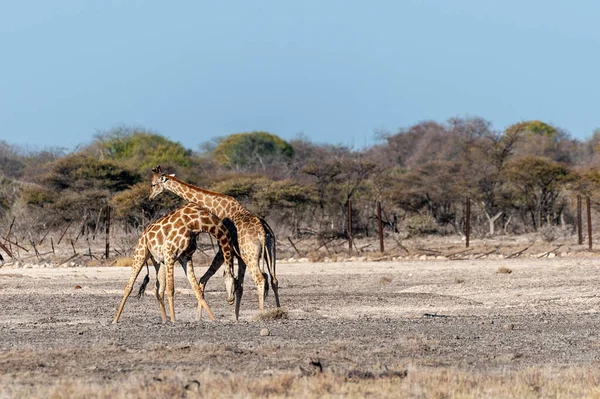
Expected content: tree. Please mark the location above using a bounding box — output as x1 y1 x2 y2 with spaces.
505 120 575 164
505 156 572 230
213 131 294 172
0 141 25 179
89 126 192 174
388 161 464 230
465 128 519 235
23 154 142 225
44 154 140 192
110 182 183 228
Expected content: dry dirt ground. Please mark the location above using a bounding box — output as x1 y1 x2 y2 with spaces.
2 238 600 397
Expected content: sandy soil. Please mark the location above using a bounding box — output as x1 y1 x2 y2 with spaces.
2 250 600 394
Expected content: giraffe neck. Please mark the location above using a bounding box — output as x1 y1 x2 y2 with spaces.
164 176 246 220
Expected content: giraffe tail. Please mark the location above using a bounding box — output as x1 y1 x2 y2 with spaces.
136 262 151 299
261 219 277 281
262 271 269 297
260 220 276 299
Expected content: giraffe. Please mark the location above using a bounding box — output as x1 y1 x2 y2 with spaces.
149 165 280 320
113 203 236 324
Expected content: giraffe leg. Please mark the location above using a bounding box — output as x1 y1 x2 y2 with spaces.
136 261 151 299
184 258 216 322
235 260 246 321
155 262 168 323
113 251 148 323
165 257 176 323
244 250 266 313
199 248 224 293
223 259 236 307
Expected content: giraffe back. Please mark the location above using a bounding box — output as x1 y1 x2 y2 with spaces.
141 203 233 265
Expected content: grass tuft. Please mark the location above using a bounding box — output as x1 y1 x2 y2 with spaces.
497 266 512 274
256 307 289 321
114 257 134 267
378 276 393 285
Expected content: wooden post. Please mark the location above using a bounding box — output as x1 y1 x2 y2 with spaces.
57 220 73 245
0 240 13 259
465 196 471 248
105 205 111 259
587 196 592 250
347 199 353 253
377 201 384 253
287 237 302 258
4 216 15 252
577 195 583 245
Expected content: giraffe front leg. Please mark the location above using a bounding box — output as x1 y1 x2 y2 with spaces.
113 254 146 323
235 261 247 321
199 248 224 293
184 258 216 322
156 262 168 323
166 258 176 323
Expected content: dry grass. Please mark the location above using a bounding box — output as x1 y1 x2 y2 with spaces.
308 250 327 263
5 366 600 398
378 276 393 285
114 256 134 267
256 307 289 321
497 266 513 274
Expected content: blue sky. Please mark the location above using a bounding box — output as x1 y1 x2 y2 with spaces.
2 1 600 152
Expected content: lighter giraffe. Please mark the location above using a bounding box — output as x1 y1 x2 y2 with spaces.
149 165 279 320
113 203 236 324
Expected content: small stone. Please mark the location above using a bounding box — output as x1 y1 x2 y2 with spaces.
503 323 515 331
260 328 270 336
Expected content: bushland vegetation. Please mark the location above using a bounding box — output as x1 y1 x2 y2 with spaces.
1 118 600 248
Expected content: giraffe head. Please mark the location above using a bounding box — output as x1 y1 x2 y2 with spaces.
149 165 169 200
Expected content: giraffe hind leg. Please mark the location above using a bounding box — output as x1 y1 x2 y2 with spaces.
245 255 266 313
